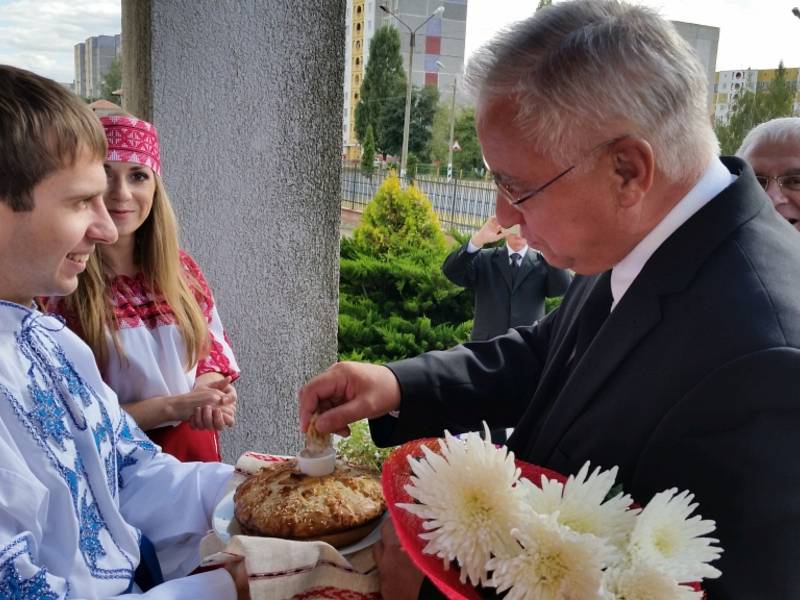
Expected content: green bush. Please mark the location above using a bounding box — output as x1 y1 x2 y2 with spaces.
352 173 446 259
339 175 472 363
335 420 394 470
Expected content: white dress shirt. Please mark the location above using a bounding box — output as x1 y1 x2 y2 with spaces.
610 158 736 311
467 240 530 265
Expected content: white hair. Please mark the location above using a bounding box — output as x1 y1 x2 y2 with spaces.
736 117 800 158
465 0 719 182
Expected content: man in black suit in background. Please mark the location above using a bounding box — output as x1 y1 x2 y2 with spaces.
443 215 572 341
300 1 800 597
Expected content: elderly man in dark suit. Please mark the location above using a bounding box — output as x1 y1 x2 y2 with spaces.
300 1 800 597
443 216 571 341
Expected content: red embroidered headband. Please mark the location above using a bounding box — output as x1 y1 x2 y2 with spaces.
99 115 162 176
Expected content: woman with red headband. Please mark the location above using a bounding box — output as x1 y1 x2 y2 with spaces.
46 114 239 462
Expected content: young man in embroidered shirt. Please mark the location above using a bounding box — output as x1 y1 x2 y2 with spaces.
0 65 249 599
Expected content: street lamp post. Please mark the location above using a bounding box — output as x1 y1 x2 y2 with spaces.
435 60 458 182
380 4 444 180
445 75 457 182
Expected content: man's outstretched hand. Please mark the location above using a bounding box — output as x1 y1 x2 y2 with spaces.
298 362 401 437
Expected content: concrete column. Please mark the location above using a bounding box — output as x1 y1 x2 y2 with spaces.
120 1 152 121
121 0 344 460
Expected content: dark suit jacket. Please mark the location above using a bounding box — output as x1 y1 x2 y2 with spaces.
442 243 572 340
372 158 800 598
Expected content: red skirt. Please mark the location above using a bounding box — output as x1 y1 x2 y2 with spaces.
147 422 221 462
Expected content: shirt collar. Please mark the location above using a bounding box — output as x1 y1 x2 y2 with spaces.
507 243 529 261
610 158 736 310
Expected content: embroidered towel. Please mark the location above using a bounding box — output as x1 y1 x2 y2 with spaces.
200 452 381 600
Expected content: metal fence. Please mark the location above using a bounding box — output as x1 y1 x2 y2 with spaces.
340 167 497 235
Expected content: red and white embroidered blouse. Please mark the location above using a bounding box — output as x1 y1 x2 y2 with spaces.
50 251 239 425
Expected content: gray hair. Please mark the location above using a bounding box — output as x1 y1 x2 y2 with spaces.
465 0 718 182
736 118 800 158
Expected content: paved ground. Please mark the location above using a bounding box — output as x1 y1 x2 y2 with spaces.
340 207 362 238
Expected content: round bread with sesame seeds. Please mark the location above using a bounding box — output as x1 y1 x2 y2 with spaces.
233 458 385 547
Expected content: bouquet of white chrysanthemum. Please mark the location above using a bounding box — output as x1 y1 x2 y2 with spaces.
382 424 722 600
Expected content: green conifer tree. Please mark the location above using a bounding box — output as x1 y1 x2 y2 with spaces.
339 175 472 362
354 26 406 156
361 124 376 175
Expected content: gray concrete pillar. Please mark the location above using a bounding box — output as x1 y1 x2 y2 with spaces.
121 0 344 460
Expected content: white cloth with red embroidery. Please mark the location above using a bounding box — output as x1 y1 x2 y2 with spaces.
103 251 238 426
200 452 381 600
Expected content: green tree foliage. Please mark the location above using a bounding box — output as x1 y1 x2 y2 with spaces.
339 175 472 362
335 420 393 470
452 108 484 176
99 56 122 103
353 26 439 160
426 105 484 177
409 85 439 161
353 174 446 257
426 100 453 165
355 26 406 156
537 0 553 8
406 152 419 181
378 85 441 160
361 124 376 175
715 62 796 154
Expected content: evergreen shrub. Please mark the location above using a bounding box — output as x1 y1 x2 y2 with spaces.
339 174 473 363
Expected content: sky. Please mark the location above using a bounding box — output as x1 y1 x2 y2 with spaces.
465 0 800 71
1 0 799 83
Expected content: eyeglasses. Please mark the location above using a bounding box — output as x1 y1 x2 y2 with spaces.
486 136 628 207
755 174 800 194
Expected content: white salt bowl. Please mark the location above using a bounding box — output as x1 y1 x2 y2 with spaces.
297 447 336 477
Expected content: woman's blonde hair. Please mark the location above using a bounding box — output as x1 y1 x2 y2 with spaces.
66 173 209 371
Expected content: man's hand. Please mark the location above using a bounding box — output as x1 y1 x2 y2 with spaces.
298 362 401 436
372 519 425 600
470 216 505 248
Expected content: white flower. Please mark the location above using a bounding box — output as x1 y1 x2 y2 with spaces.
628 488 722 582
520 461 638 552
602 563 703 600
397 424 528 586
488 512 607 600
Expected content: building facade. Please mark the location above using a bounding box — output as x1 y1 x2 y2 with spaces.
713 66 800 123
74 34 122 99
74 43 87 97
343 0 468 161
671 21 720 116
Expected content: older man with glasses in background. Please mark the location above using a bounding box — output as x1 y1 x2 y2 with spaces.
300 1 800 597
737 117 800 231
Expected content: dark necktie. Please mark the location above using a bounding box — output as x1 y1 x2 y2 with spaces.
573 270 613 363
509 253 521 284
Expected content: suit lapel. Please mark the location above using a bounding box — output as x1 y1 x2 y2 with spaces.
495 248 513 290
525 157 767 462
528 277 662 461
511 250 537 292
